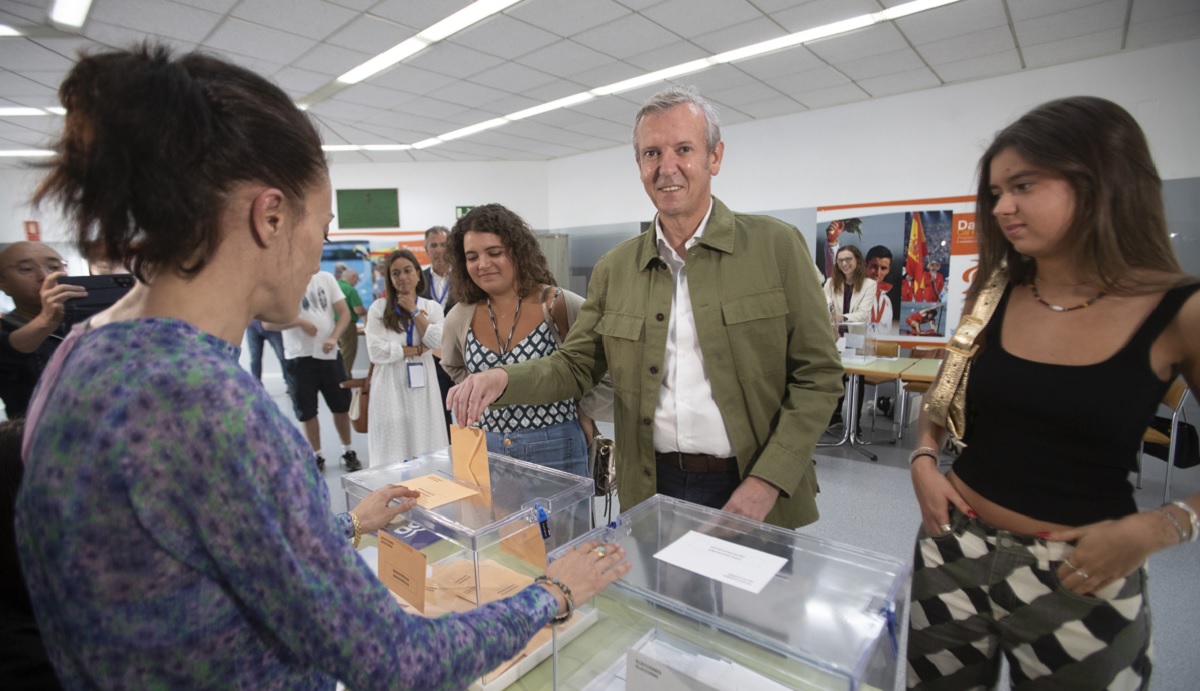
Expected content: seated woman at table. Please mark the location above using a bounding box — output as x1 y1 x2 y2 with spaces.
907 96 1200 690
440 204 593 477
364 249 448 466
15 44 628 690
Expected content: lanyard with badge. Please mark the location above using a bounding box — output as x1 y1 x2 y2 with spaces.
396 305 427 389
432 274 450 305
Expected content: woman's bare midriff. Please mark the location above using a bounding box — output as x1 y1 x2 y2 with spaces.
948 471 1074 535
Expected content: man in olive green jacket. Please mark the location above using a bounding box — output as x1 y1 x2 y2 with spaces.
448 87 842 529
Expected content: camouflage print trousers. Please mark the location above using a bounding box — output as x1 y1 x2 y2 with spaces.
907 507 1151 690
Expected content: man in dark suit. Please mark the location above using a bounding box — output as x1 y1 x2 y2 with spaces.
418 226 455 430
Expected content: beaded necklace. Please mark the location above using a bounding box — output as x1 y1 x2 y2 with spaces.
1029 280 1105 312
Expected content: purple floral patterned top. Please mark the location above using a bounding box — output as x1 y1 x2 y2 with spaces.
15 318 556 690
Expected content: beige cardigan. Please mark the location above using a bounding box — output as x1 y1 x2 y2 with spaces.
439 287 613 422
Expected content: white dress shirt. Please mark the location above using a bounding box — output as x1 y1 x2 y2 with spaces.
652 201 735 457
428 267 451 306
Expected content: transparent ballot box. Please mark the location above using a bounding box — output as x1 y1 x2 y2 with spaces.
343 447 595 690
547 495 910 691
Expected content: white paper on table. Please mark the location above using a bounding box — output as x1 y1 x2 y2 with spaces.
626 637 793 691
652 530 787 595
626 647 721 691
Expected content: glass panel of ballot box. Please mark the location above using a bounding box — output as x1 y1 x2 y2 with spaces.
547 495 910 691
342 447 594 690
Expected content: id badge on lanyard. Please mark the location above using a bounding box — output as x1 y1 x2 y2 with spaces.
404 317 426 389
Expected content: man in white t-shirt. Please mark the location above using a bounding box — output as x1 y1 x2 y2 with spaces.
266 271 360 472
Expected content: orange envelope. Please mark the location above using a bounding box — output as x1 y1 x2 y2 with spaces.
450 424 491 490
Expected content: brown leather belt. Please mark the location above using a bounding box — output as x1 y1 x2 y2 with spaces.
655 451 738 474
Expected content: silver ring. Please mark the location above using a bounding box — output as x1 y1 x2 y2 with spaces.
592 546 607 557
1065 558 1079 571
938 524 952 534
1075 570 1090 580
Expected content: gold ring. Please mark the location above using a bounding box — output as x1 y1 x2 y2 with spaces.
938 524 952 534
592 546 607 557
1075 570 1090 580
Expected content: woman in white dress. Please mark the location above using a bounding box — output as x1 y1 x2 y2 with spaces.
365 249 447 465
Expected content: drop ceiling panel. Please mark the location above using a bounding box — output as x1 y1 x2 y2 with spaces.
572 13 681 59
1022 28 1123 67
838 47 927 81
915 25 1015 65
83 21 196 56
893 0 1009 46
325 15 419 54
468 61 561 93
1126 8 1200 48
734 48 827 81
449 14 561 60
370 64 459 96
408 42 505 79
1006 0 1114 22
772 0 882 33
690 16 788 54
230 0 359 41
87 0 221 43
206 18 317 64
762 65 851 94
513 39 615 78
507 0 632 38
930 49 1021 83
1014 0 1127 46
368 0 473 29
858 66 941 97
332 82 421 110
794 82 869 109
806 23 909 63
734 94 807 119
639 0 761 40
624 40 711 70
0 1 48 24
568 61 643 89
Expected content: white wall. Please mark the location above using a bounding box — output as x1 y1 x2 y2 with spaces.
327 160 549 232
546 38 1200 229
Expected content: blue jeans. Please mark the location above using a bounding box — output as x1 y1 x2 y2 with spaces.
654 461 740 510
486 419 588 478
245 320 294 393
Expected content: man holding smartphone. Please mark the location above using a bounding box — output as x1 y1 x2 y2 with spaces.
0 242 86 419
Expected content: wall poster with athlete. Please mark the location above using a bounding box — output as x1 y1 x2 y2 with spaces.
814 197 978 344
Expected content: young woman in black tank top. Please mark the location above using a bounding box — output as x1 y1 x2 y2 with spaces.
906 97 1200 690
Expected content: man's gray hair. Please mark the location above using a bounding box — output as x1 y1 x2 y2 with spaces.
333 261 348 279
632 85 722 154
424 225 449 241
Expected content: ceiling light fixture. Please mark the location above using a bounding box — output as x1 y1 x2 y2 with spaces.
362 144 414 151
48 0 94 29
321 145 362 152
0 107 48 116
507 93 596 121
335 0 521 85
0 149 54 157
0 24 22 36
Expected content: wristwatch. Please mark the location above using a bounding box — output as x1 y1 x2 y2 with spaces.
411 308 425 318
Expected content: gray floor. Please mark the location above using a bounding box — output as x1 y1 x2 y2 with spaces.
272 373 1200 690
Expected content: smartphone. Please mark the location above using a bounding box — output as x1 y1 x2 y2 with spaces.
59 274 135 326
